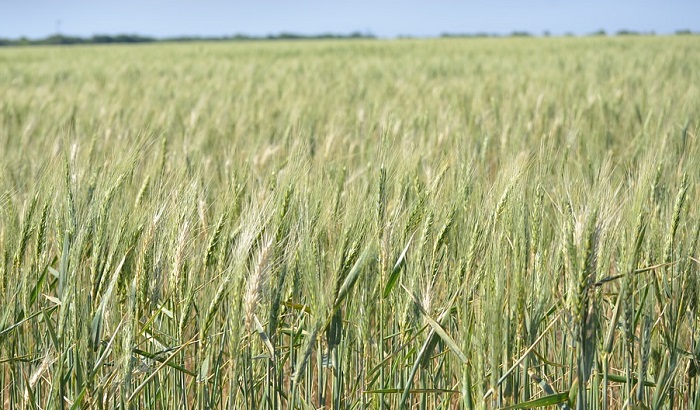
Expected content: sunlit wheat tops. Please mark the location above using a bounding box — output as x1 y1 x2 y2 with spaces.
0 35 699 409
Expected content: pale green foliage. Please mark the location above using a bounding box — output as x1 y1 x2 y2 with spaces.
1 37 699 409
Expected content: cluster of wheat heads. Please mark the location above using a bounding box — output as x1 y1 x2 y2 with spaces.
1 37 699 409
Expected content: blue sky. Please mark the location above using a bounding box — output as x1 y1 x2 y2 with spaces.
2 0 699 39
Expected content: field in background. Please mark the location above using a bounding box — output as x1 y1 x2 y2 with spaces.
1 37 699 409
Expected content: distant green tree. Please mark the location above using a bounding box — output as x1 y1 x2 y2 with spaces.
675 29 693 35
510 31 532 37
616 29 640 36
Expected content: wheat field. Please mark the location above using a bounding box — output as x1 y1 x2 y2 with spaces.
1 36 699 409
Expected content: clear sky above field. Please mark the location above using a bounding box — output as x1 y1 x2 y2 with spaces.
2 0 699 39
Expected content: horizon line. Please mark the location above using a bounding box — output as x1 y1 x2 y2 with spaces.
1 28 697 44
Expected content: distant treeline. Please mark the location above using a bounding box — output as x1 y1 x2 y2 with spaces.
0 29 696 46
0 32 375 47
441 29 696 38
